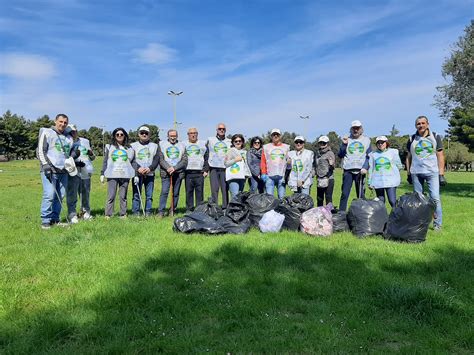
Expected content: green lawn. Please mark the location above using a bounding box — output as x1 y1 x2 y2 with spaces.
0 159 473 353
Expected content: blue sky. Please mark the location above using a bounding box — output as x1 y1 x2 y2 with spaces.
0 0 473 140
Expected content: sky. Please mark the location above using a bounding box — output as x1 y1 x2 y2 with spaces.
0 0 473 140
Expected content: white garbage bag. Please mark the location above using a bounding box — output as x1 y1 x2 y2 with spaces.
258 210 285 233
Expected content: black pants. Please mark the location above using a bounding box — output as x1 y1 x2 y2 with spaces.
209 167 228 208
185 171 204 211
339 170 365 211
316 178 335 207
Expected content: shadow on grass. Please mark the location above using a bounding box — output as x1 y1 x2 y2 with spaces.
439 182 474 198
1 244 472 353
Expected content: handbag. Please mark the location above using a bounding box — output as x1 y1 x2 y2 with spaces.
317 176 329 188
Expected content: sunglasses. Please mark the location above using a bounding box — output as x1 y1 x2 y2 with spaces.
115 133 124 137
253 141 261 144
188 132 198 135
217 127 226 131
233 140 243 144
295 141 304 144
139 131 149 135
376 141 386 144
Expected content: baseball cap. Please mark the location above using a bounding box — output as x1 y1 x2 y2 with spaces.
294 135 305 142
271 128 281 135
318 135 329 143
64 157 78 176
376 135 388 142
67 124 77 132
138 126 150 132
351 120 363 127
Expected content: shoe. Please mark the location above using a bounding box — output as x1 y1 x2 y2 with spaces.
70 216 79 224
157 212 164 218
145 212 153 217
105 216 111 220
433 225 442 232
41 223 51 230
119 215 127 219
83 212 93 220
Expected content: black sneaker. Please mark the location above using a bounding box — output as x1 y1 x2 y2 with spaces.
41 223 51 230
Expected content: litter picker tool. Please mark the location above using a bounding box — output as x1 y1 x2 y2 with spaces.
135 176 146 217
169 173 175 217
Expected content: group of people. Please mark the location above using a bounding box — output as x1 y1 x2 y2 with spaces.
38 114 446 231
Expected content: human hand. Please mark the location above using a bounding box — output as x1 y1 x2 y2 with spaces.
297 180 303 187
203 172 208 178
261 174 268 183
439 175 447 187
133 176 139 185
87 149 94 156
167 167 175 175
43 165 53 182
234 155 243 162
407 174 413 185
342 136 349 144
100 175 105 184
76 161 86 168
360 168 367 175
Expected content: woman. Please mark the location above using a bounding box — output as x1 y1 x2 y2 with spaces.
288 136 314 195
100 128 136 218
247 136 265 193
315 135 336 206
224 134 251 199
368 135 403 208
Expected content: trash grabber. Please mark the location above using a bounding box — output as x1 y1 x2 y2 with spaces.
358 172 364 199
136 176 146 217
52 177 70 225
169 173 174 216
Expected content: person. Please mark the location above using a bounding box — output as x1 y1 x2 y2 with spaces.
184 127 209 212
207 123 232 208
338 120 372 211
260 128 290 198
224 134 251 199
66 124 95 223
314 135 336 206
37 113 75 229
247 136 265 193
367 136 403 208
406 115 446 230
287 136 314 195
100 128 136 218
131 125 160 216
158 129 188 216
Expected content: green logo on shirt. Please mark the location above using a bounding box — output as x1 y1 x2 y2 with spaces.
54 138 70 153
375 157 391 171
292 159 303 173
270 148 284 161
415 139 434 158
230 163 240 174
214 141 228 154
166 146 180 159
186 144 201 156
112 149 128 162
138 148 151 160
348 141 364 155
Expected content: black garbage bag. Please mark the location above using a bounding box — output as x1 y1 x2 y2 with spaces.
173 212 226 234
216 215 251 234
275 203 301 230
246 193 280 226
225 192 253 223
282 193 314 212
194 198 223 220
384 192 436 243
347 198 388 237
331 209 350 233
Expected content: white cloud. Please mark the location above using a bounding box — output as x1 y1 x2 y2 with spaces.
0 53 56 80
132 42 176 65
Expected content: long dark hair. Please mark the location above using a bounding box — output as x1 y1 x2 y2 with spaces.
250 136 263 149
231 133 245 148
111 127 130 148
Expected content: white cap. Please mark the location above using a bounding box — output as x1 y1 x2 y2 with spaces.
64 158 78 176
351 120 362 127
376 135 388 142
294 135 305 142
138 126 150 132
270 128 281 135
318 135 329 143
67 124 77 131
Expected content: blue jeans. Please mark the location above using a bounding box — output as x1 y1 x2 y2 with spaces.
159 173 183 213
249 175 265 193
412 173 442 227
228 179 246 199
374 187 397 208
265 175 286 199
40 172 68 224
339 170 365 211
132 175 155 214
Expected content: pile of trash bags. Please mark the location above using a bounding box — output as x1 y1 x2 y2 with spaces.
174 192 437 242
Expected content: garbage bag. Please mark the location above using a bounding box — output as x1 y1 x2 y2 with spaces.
331 209 350 233
194 198 224 220
225 192 252 223
275 203 301 230
258 210 285 233
282 193 314 212
384 192 436 243
347 198 388 237
246 193 280 226
216 215 251 234
300 205 333 236
173 212 226 234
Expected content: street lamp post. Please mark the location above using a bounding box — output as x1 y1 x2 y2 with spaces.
168 90 183 130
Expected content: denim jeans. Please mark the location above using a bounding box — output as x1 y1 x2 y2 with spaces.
159 173 183 213
412 173 442 227
249 175 265 193
265 175 286 199
228 179 246 199
374 187 397 208
339 170 365 211
132 175 155 215
40 172 68 224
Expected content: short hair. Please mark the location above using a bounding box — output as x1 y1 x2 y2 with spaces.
187 127 198 133
167 129 177 136
55 113 68 121
216 123 226 129
415 115 429 124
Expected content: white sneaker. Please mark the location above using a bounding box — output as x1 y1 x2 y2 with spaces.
70 216 79 224
83 212 93 220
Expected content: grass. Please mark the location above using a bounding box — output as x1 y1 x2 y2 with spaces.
0 159 473 353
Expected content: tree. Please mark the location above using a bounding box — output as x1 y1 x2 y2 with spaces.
435 20 474 119
446 107 474 151
445 141 474 170
389 124 400 137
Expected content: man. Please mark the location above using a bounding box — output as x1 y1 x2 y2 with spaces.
158 129 188 216
288 136 314 195
338 120 371 211
207 123 231 208
37 113 75 229
184 127 209 212
406 115 446 230
66 124 95 223
131 125 160 216
260 128 290 198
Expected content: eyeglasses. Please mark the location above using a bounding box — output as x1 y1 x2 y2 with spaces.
253 141 261 145
271 133 280 137
217 127 226 131
233 140 243 144
188 132 197 135
115 133 124 137
376 141 386 144
295 141 304 144
139 131 149 135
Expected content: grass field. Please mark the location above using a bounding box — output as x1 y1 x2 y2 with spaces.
0 159 473 353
